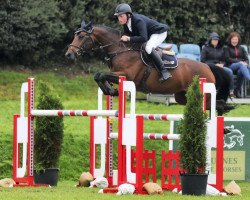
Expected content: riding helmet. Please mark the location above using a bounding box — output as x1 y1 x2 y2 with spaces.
114 3 132 16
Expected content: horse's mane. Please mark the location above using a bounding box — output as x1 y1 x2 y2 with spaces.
94 25 138 49
95 25 121 36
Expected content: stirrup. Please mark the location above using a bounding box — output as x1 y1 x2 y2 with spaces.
159 71 172 82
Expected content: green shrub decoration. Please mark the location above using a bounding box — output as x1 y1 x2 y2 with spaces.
177 76 208 174
34 82 64 170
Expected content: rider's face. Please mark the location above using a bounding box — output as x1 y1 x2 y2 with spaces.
118 14 128 25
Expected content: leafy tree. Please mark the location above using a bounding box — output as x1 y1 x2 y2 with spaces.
217 0 250 43
0 0 25 62
0 0 249 66
0 0 66 65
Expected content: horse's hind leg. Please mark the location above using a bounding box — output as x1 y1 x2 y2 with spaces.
174 91 187 105
216 99 237 116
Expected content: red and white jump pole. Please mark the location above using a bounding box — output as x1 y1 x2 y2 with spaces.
13 76 134 186
93 78 224 193
13 76 223 192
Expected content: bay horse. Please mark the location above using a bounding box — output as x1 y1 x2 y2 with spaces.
65 21 233 115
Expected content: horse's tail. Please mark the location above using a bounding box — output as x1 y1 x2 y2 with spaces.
209 65 230 102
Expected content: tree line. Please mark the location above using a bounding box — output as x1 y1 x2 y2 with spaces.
0 0 249 66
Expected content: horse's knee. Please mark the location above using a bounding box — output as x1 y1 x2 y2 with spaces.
94 72 101 81
99 72 110 82
94 72 109 83
98 73 107 81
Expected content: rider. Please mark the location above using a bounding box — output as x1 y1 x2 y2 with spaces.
114 3 171 82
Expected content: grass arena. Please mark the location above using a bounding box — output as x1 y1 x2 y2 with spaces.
0 71 249 199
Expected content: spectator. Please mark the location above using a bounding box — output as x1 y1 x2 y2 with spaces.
224 31 250 98
201 32 234 97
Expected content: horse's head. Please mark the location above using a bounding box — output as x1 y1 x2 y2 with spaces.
224 127 245 149
65 20 95 60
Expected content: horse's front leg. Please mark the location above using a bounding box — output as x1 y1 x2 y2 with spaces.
94 72 121 96
94 72 112 95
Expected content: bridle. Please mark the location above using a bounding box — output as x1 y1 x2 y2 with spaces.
68 26 138 59
68 27 113 56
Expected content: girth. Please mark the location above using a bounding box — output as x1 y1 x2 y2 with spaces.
137 65 152 93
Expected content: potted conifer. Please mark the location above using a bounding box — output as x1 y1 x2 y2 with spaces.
34 82 64 186
177 76 208 195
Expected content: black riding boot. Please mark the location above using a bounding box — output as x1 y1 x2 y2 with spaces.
150 49 172 82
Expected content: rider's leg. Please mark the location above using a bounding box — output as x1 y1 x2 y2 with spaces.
145 32 171 82
150 48 172 82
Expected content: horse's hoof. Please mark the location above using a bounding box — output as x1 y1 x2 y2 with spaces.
217 110 224 116
224 104 237 111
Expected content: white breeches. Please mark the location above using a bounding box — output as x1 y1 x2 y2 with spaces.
145 31 167 54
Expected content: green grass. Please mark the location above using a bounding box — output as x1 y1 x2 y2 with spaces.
0 70 249 199
0 181 249 200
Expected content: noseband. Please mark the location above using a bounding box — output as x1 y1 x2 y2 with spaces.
67 28 97 55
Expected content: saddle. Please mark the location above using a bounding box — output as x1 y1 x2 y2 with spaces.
136 43 178 93
140 43 178 69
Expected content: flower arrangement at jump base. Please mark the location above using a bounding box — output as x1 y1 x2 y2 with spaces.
177 75 208 195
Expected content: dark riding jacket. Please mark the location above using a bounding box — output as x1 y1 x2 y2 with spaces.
224 44 249 66
123 13 169 43
201 35 225 67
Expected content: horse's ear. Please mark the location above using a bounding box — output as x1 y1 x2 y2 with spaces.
81 20 86 29
85 21 93 30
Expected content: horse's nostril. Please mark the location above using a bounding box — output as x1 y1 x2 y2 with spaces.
65 51 75 60
65 52 70 57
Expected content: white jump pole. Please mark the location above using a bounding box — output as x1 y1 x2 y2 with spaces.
13 82 29 183
201 80 223 190
13 78 36 185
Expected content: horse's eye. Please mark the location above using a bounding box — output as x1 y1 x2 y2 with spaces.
79 35 84 39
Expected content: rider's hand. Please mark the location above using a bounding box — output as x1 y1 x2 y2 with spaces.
121 35 130 42
240 61 248 66
215 63 224 68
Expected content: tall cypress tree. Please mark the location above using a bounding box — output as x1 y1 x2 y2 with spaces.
35 82 64 170
178 76 208 174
